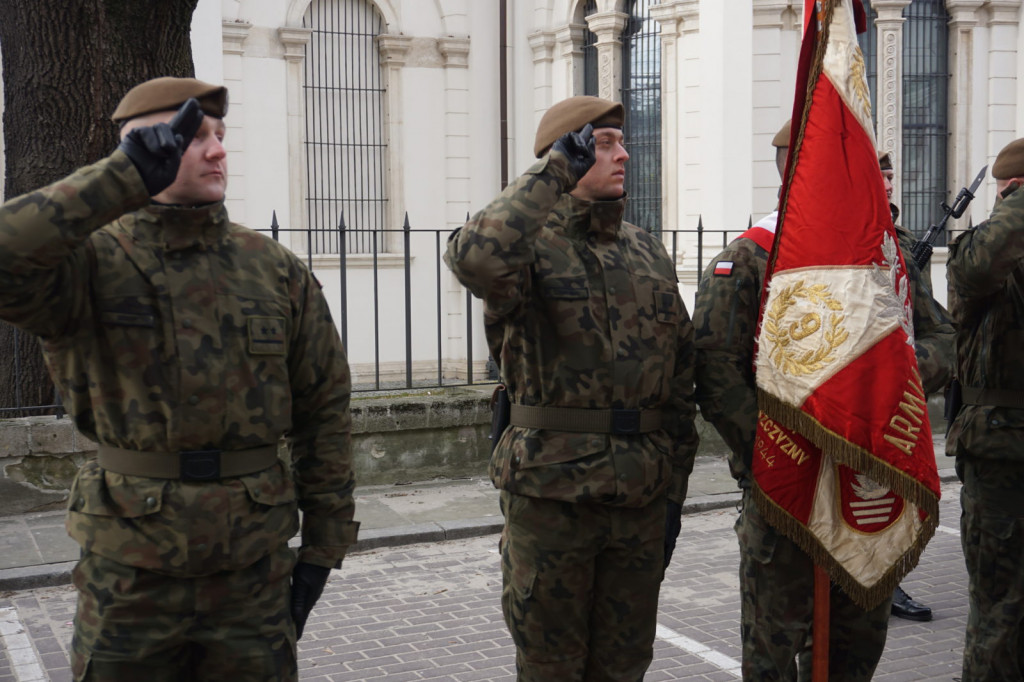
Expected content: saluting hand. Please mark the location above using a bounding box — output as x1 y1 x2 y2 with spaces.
118 97 204 196
552 123 596 184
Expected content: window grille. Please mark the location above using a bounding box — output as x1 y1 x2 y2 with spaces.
856 0 878 114
303 0 387 254
901 0 949 242
582 1 598 96
621 0 662 234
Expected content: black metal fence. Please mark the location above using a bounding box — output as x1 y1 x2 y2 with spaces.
0 216 744 416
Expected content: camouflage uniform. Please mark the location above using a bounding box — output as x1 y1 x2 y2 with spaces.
445 150 699 680
0 151 357 680
947 184 1024 681
694 210 953 681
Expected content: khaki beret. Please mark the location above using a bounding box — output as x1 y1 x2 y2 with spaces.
112 77 228 124
772 119 792 148
992 138 1024 179
878 151 892 170
534 96 624 158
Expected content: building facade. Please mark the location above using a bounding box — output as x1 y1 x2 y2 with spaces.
1 0 1022 384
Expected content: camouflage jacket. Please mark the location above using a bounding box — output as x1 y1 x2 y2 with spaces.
946 184 1024 461
0 150 357 576
444 152 699 507
694 212 954 487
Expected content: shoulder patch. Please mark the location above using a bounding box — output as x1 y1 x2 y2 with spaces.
713 261 734 276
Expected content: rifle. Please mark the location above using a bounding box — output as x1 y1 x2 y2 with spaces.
910 164 987 270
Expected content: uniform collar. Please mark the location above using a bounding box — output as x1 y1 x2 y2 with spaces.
125 201 230 251
554 193 628 242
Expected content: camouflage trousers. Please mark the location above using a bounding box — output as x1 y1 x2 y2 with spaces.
736 493 890 682
959 458 1024 681
71 544 297 681
499 491 666 682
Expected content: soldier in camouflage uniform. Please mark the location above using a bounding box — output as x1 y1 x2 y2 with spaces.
947 137 1024 681
693 122 954 681
0 78 357 681
444 95 699 681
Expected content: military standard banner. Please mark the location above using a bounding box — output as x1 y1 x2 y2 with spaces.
752 0 940 610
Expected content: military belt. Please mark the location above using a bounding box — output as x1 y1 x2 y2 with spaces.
97 444 279 481
509 404 661 434
962 387 1024 410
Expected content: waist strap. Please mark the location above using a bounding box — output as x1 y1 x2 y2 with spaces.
962 387 1024 410
509 404 661 434
97 444 279 481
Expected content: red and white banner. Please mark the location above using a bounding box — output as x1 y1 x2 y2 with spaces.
752 0 940 610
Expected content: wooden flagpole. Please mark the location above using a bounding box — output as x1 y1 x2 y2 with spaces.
812 564 830 680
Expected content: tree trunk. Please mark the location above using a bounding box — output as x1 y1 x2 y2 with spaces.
0 0 199 415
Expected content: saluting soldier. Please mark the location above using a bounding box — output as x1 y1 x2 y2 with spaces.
0 77 357 681
444 95 699 681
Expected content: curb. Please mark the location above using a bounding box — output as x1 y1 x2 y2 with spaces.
0 471 962 593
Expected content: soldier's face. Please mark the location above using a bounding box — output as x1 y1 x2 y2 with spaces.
882 169 895 200
123 110 228 206
155 115 228 206
571 127 628 202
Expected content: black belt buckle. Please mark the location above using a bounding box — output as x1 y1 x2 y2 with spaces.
179 450 222 481
611 409 641 435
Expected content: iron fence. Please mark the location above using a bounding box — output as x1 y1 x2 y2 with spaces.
0 215 746 416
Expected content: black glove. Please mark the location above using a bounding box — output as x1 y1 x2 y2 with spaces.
551 123 596 183
118 97 204 196
290 562 331 640
663 500 683 569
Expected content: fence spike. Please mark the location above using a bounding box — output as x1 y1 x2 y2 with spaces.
403 212 411 231
748 215 753 229
270 210 279 241
337 210 346 230
697 214 703 231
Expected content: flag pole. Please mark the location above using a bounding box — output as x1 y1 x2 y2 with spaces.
812 564 830 680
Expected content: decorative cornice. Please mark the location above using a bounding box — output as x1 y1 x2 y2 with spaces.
946 0 984 26
586 10 629 40
984 0 1022 25
649 1 696 38
872 0 913 19
277 26 312 62
222 20 253 56
555 23 586 56
438 37 470 68
527 30 556 64
376 34 414 67
751 1 798 29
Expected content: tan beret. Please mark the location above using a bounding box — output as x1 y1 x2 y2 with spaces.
534 96 625 158
878 151 892 170
992 138 1024 179
772 119 792 148
112 77 228 124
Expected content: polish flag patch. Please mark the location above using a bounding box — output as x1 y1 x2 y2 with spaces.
714 261 734 276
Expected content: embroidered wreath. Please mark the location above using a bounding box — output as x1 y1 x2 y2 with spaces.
763 280 849 376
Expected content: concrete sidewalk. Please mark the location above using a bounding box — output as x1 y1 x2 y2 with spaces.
0 437 956 593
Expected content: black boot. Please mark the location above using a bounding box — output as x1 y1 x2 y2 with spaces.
891 585 932 621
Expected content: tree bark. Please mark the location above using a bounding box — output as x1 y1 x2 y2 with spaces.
0 0 199 415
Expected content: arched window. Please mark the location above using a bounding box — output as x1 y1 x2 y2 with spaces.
621 0 661 233
901 0 949 241
303 0 387 254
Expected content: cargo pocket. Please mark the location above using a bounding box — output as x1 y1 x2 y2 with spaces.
233 460 300 567
66 460 168 570
501 562 538 649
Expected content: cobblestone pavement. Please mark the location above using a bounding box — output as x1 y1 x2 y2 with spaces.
0 481 966 681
